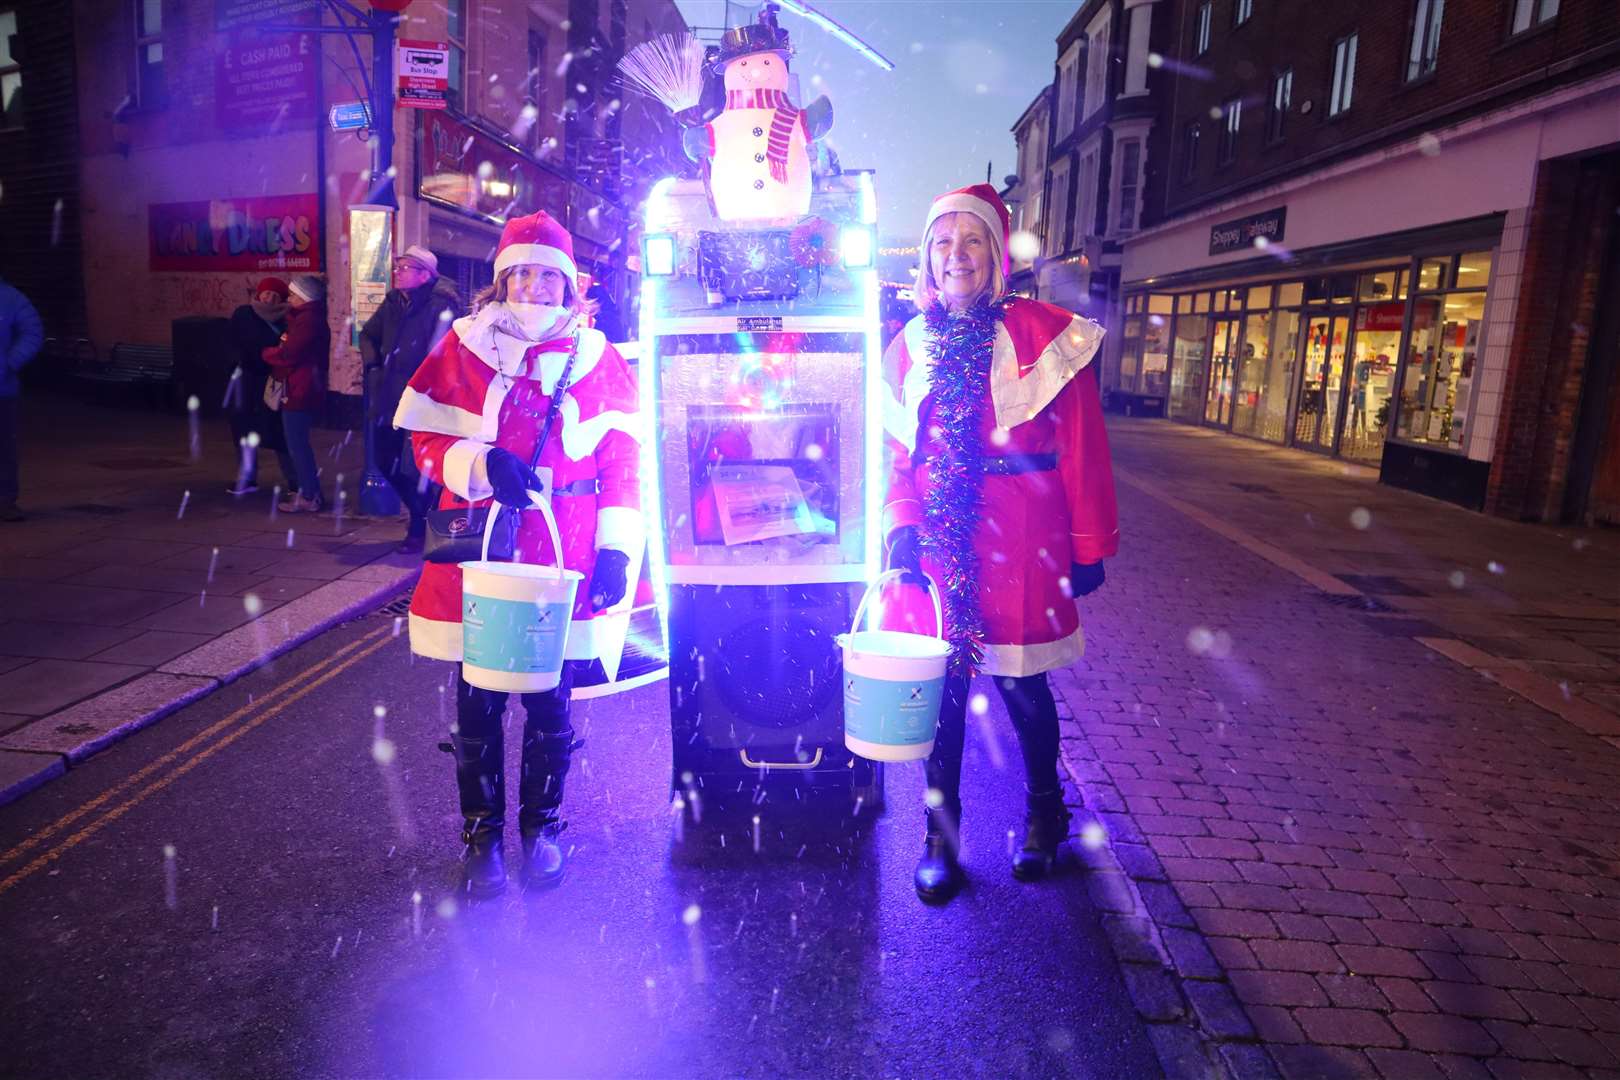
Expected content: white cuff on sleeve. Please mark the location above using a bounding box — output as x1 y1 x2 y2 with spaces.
596 505 646 553
442 439 494 501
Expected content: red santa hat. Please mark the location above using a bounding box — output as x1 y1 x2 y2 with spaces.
922 183 1011 273
493 210 577 282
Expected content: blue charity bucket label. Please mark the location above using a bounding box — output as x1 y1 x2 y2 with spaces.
462 593 571 676
844 669 945 749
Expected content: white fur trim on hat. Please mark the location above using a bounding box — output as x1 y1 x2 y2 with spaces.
494 242 578 281
923 193 1007 264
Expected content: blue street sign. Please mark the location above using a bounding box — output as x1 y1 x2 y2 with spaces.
328 101 372 132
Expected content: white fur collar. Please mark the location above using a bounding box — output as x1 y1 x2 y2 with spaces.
450 306 607 393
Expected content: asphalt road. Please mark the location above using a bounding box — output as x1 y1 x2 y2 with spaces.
0 612 1161 1080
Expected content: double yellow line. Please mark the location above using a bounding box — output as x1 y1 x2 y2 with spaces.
0 623 397 898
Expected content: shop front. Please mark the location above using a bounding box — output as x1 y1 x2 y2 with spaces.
1117 192 1505 509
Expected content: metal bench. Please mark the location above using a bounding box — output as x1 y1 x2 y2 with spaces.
77 343 176 408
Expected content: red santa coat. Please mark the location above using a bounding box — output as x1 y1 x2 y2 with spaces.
393 305 644 673
880 297 1118 677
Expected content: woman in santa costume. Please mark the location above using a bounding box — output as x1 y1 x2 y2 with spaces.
881 183 1118 903
394 211 643 898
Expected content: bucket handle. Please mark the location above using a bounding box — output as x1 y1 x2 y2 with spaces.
850 569 943 641
480 487 568 580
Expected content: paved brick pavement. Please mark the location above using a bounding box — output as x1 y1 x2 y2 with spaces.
1049 419 1620 1079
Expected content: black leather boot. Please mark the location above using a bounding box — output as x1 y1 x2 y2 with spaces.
914 803 964 903
1012 787 1073 881
518 726 579 891
447 733 506 899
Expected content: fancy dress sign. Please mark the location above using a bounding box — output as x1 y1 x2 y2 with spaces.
149 194 322 272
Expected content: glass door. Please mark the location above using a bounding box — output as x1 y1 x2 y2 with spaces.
1343 305 1404 464
1170 313 1210 422
1204 318 1240 428
1295 314 1348 452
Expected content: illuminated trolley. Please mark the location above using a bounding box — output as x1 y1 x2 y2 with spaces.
638 171 886 819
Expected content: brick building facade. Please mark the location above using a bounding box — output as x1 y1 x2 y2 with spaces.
1110 0 1620 522
68 0 683 414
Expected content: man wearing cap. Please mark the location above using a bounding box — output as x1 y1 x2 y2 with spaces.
879 183 1118 902
360 244 462 552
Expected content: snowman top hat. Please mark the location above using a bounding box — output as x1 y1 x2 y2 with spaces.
714 13 792 69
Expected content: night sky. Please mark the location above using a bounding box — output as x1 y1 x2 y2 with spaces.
672 1 1076 243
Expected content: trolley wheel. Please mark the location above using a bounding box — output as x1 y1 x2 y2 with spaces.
849 757 886 818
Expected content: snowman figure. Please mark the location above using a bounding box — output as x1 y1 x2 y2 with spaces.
683 16 833 222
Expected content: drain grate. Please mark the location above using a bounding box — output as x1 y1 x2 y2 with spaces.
1320 592 1395 613
373 595 413 618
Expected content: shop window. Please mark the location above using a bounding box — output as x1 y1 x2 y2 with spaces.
134 0 165 110
1171 312 1211 422
0 10 19 130
1214 289 1229 313
1148 294 1174 315
1417 255 1452 291
1396 291 1485 452
447 0 467 112
1234 0 1253 27
1267 69 1291 143
1181 121 1201 181
526 29 547 150
1218 97 1241 165
1407 0 1444 82
1329 32 1357 117
1176 294 1193 314
1247 285 1273 310
1195 1 1212 56
1194 292 1210 313
1510 0 1558 35
1143 305 1171 394
1358 269 1405 301
1455 251 1492 288
1277 282 1304 306
1122 315 1143 391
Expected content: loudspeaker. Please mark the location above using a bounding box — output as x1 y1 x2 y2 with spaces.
668 582 849 757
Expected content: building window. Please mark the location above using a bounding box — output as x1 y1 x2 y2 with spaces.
1195 1 1212 55
1047 158 1070 255
447 0 467 112
0 10 21 130
1218 97 1241 164
134 0 165 109
1055 42 1080 137
1233 0 1253 26
1407 0 1444 81
1181 121 1200 180
1083 8 1111 121
1123 2 1153 95
1115 137 1141 233
1267 68 1291 142
1394 250 1494 452
1511 0 1558 34
1329 32 1357 116
1076 147 1099 240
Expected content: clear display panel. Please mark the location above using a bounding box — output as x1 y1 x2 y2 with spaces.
687 404 840 547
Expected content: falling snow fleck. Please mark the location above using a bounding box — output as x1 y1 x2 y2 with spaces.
176 491 190 520
1448 570 1466 589
1349 507 1371 530
244 593 263 617
1487 561 1505 575
163 844 178 910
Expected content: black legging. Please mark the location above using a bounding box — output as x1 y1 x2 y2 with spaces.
454 662 576 743
925 670 1062 811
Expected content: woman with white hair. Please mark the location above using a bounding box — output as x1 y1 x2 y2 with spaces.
879 183 1119 903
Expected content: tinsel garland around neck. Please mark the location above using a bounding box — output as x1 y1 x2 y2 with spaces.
920 296 1008 677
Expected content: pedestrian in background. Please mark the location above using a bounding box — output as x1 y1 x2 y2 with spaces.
360 245 461 552
224 277 290 496
264 274 329 514
0 274 43 523
881 184 1118 903
395 211 643 898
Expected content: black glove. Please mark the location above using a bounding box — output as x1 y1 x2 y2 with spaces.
589 549 630 611
886 526 926 588
485 447 539 507
1068 562 1106 598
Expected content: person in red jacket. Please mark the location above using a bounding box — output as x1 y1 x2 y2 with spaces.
394 211 642 898
880 184 1118 902
262 275 330 513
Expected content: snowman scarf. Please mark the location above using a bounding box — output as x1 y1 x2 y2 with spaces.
725 88 802 184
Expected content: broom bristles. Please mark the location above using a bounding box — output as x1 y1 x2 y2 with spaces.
617 33 708 113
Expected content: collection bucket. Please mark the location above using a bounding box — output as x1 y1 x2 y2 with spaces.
839 570 951 762
461 494 583 693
